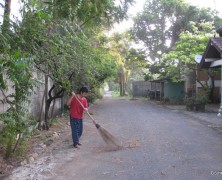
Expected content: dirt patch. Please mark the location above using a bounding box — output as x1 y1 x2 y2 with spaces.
90 145 123 153
125 138 140 148
89 138 140 154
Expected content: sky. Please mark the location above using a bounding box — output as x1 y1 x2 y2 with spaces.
110 0 222 34
0 0 222 28
0 0 23 24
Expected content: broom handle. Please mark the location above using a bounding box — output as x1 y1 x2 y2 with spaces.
73 93 97 126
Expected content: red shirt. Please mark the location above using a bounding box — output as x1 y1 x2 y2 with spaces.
69 96 88 119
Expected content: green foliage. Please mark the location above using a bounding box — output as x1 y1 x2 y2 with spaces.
162 21 215 81
87 87 104 103
16 6 120 128
131 0 222 80
112 91 121 97
107 81 119 91
107 32 147 96
0 111 36 158
14 0 133 96
184 94 210 108
48 118 59 127
13 139 29 157
144 73 153 81
0 31 36 157
194 94 210 105
45 0 133 27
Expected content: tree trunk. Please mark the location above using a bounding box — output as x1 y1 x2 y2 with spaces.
2 0 11 31
51 99 56 118
45 99 52 130
118 66 126 96
43 82 65 130
44 75 49 130
38 93 45 129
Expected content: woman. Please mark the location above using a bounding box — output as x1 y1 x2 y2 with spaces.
67 87 89 148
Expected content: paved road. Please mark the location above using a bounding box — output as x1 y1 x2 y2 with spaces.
8 94 222 180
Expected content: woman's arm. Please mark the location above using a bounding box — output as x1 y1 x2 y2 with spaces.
66 92 75 106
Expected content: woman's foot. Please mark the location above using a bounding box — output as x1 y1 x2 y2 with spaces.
73 144 79 148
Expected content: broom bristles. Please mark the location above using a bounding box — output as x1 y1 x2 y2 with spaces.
96 125 122 148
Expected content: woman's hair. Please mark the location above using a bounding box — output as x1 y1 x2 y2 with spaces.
79 86 89 93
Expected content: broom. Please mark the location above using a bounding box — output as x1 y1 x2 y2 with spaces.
73 93 122 148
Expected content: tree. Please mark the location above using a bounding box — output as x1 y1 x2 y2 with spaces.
0 0 37 157
162 21 215 79
131 0 222 77
108 32 147 96
40 0 134 29
14 0 134 129
17 13 116 129
1 0 11 31
162 21 216 100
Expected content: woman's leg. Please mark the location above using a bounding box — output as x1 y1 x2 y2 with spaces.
70 118 79 146
78 119 83 138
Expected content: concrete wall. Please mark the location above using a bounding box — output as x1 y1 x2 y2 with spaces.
132 81 151 97
0 70 64 121
0 74 14 112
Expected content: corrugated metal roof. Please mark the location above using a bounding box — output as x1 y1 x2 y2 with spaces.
199 37 222 68
211 37 222 54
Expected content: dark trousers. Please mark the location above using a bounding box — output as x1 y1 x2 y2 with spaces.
70 117 83 145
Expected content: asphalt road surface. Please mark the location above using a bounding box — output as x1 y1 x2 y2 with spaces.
7 93 222 180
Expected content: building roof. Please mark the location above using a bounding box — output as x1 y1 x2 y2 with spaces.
199 37 222 68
